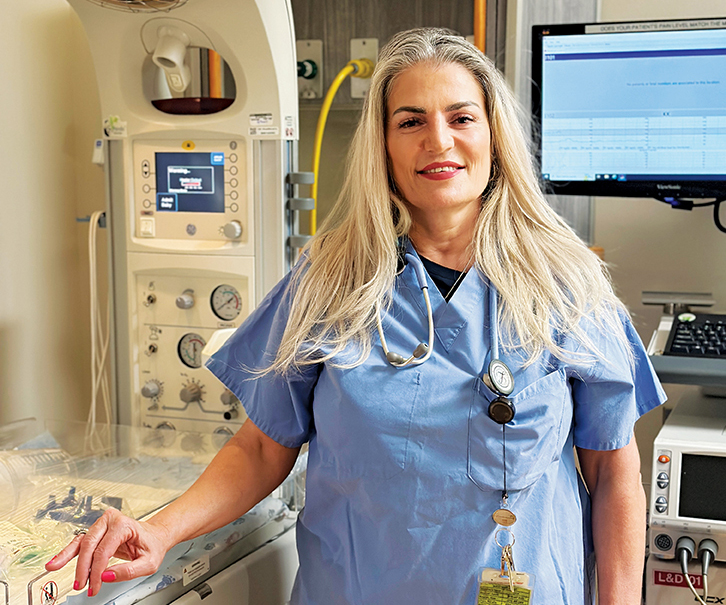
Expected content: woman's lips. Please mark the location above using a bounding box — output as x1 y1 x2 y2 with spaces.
417 163 464 181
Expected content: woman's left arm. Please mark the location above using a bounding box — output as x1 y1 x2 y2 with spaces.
577 436 646 605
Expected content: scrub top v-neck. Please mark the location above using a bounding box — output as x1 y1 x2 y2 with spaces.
206 247 666 605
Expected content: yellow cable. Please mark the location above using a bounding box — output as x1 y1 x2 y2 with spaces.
310 59 375 235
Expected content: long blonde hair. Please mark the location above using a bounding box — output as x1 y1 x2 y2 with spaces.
270 28 630 374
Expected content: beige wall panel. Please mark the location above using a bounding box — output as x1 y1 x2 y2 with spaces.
0 1 104 426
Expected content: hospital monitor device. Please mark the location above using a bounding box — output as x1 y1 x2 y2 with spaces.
531 17 726 202
649 395 726 563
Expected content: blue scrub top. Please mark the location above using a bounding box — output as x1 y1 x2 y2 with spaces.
206 249 666 605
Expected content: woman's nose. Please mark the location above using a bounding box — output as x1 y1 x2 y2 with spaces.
424 117 454 153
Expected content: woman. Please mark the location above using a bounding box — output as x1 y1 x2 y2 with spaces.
47 28 665 604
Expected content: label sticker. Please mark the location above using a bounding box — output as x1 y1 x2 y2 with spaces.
183 554 210 586
249 127 280 136
249 113 273 125
103 116 127 138
653 569 703 589
41 580 58 605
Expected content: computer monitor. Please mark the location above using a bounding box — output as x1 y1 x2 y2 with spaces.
531 17 726 201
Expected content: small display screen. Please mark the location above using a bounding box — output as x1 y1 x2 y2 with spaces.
155 152 226 213
679 454 726 521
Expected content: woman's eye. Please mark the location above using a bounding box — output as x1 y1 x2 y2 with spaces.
398 117 422 129
453 115 474 125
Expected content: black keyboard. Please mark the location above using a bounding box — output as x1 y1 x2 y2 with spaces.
664 313 726 359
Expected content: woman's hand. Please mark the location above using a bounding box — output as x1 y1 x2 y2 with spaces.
44 419 299 597
45 508 173 597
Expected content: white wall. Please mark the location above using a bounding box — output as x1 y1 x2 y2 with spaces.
595 0 726 484
0 1 104 426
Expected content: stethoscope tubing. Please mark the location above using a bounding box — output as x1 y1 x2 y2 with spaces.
375 256 434 367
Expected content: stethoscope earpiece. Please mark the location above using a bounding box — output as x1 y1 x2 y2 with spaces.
385 351 406 365
412 343 429 358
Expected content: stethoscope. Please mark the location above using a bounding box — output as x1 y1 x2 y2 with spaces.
375 253 516 424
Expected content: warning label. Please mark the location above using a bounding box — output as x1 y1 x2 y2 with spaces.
183 554 210 586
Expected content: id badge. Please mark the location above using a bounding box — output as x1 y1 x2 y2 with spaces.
476 568 534 604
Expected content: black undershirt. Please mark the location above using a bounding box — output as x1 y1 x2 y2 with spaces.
418 255 466 302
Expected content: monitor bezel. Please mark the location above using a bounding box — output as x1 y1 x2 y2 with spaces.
531 17 726 200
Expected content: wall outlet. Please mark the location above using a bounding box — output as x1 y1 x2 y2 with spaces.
296 40 323 100
350 38 378 99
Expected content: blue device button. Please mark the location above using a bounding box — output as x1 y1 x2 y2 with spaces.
157 193 178 211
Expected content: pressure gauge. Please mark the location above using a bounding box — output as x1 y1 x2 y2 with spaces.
178 333 206 368
211 284 242 321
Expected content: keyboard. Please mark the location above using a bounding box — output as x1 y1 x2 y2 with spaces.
663 313 726 359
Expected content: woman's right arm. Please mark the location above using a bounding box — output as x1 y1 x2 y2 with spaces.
45 419 301 597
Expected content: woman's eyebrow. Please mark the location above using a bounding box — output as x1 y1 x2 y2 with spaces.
390 100 481 117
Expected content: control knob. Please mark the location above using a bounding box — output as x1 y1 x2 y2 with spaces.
180 383 203 403
220 389 239 406
176 289 195 309
224 406 239 420
223 221 243 240
141 380 161 399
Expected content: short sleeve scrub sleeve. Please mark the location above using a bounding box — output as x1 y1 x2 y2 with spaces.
206 260 667 605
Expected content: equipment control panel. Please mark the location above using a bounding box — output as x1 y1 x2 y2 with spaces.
136 270 252 435
133 140 248 245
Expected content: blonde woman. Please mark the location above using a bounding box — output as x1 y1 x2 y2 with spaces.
48 28 665 604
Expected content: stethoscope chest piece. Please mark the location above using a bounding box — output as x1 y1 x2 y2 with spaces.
482 359 514 396
483 359 516 424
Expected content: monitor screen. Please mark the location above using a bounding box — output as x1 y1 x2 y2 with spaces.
155 152 226 213
679 453 726 522
532 18 726 199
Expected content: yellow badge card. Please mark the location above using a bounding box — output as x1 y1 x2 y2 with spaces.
477 569 533 605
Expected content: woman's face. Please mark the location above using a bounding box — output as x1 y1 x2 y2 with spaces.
385 61 492 221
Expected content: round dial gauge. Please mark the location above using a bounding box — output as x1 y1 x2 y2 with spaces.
178 333 206 368
211 284 242 321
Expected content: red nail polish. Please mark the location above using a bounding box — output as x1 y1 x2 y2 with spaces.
73 581 80 591
88 588 93 597
101 571 116 582
48 556 57 564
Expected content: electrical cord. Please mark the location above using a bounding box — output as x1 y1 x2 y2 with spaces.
714 200 726 233
699 538 719 603
655 196 726 233
310 58 375 235
84 210 112 452
676 536 720 605
677 536 706 605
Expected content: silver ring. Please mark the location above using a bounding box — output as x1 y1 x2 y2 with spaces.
74 529 87 536
494 527 515 548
